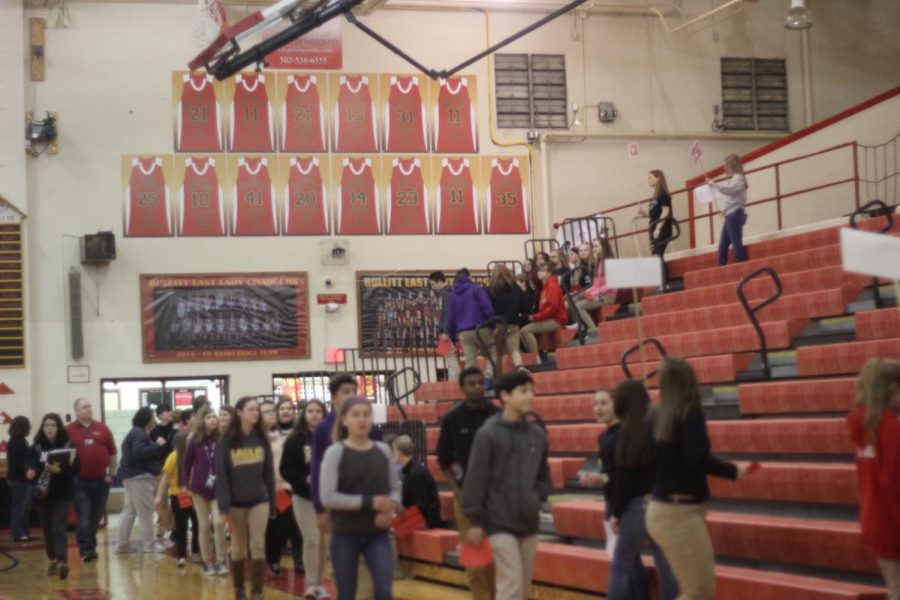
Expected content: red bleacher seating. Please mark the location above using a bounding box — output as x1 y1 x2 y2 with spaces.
707 418 852 455
738 378 857 415
395 529 459 564
685 244 842 289
708 462 858 505
427 456 585 490
855 307 900 341
798 339 900 376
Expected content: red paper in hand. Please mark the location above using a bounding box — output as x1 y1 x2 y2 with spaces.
392 505 425 539
177 490 193 509
459 538 493 568
747 461 762 475
436 338 452 357
275 488 292 514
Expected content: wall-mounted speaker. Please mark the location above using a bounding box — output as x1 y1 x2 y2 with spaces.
80 231 116 264
68 268 84 359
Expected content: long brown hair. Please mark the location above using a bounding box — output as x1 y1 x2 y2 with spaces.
613 380 652 468
653 358 702 442
855 358 900 439
191 405 216 440
294 399 327 439
225 396 271 448
650 170 670 200
490 263 516 291
724 154 748 188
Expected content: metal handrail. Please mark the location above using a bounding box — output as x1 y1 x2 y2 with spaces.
385 366 421 421
620 338 667 380
849 200 895 308
736 267 784 378
553 216 619 258
524 239 560 261
474 315 508 376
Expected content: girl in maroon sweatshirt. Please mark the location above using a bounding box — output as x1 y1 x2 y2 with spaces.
847 358 900 599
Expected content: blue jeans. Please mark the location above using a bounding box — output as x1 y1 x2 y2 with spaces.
718 209 748 265
330 532 393 600
73 477 110 554
607 497 679 600
7 480 34 539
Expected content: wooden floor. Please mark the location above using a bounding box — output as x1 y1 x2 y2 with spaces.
0 527 472 600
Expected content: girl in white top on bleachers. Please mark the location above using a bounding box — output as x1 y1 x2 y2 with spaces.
708 154 749 266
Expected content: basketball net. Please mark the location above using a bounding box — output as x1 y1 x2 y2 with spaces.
192 0 228 48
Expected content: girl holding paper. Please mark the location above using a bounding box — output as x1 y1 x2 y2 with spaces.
26 413 78 580
709 154 749 265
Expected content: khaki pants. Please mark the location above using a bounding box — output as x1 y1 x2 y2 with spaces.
445 342 461 383
496 325 523 370
118 475 156 550
292 496 327 587
646 500 714 600
878 558 900 600
230 503 268 562
488 533 537 600
520 319 561 355
459 329 495 377
453 498 495 600
192 493 227 563
574 295 614 333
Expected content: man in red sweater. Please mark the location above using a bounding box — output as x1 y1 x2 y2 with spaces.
520 265 569 364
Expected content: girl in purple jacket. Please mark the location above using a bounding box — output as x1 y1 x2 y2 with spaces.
184 406 228 576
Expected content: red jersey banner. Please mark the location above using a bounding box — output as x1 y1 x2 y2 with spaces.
179 156 226 237
485 157 529 234
436 157 479 235
335 156 381 235
280 73 328 153
386 158 429 235
174 72 223 152
433 76 478 154
231 156 278 236
332 74 378 153
283 156 329 235
124 156 173 237
383 75 428 153
229 73 275 152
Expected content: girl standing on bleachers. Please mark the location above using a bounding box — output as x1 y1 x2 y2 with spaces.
708 154 749 266
579 389 619 556
646 358 749 600
640 170 674 287
606 380 677 600
488 264 525 370
847 358 900 600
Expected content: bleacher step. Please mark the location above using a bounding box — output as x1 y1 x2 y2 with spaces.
847 284 898 313
793 316 857 347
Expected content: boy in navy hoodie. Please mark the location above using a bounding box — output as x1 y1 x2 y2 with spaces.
445 268 495 381
462 371 550 600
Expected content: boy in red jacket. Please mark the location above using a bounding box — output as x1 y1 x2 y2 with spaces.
520 265 569 364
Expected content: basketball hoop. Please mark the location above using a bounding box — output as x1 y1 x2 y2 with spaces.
193 0 228 48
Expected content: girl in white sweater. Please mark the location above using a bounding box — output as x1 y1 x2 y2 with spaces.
709 154 749 265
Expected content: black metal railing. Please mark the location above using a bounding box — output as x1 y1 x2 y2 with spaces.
486 260 526 277
524 238 560 261
332 347 442 401
555 215 619 257
849 200 895 309
736 267 784 379
384 366 421 420
620 338 668 381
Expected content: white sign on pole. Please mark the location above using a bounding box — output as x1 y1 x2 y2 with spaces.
604 257 664 289
694 184 716 205
840 227 900 280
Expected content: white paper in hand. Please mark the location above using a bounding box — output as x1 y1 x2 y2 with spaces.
841 227 900 280
371 402 388 425
695 184 716 205
605 257 664 289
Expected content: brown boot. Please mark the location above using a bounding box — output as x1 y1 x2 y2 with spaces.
232 561 247 600
250 559 266 600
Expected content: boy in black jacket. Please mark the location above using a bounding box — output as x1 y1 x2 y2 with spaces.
392 435 444 529
462 371 550 600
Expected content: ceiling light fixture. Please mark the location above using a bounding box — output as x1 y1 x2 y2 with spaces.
785 0 812 30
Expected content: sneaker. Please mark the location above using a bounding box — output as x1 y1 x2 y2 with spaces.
204 561 216 576
87 550 99 562
81 551 91 563
177 557 186 568
304 588 317 600
215 560 229 576
58 563 70 580
47 560 58 576
190 553 203 564
115 543 137 555
15 535 37 543
268 563 282 577
565 323 579 330
314 586 331 599
144 541 168 554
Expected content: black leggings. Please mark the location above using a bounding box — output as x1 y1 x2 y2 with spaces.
169 496 200 559
39 499 71 563
651 237 669 285
265 506 303 567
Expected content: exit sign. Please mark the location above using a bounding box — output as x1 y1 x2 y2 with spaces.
317 293 347 305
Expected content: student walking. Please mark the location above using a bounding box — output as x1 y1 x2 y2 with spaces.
639 170 674 287
26 413 78 579
66 397 117 562
646 358 749 600
430 271 461 383
436 367 498 599
117 407 167 554
520 264 568 364
708 154 749 265
488 263 525 370
184 405 228 576
155 445 200 568
320 397 401 600
264 397 304 577
445 268 495 381
281 399 329 599
579 389 619 556
6 416 35 543
605 380 677 600
462 371 550 600
847 358 900 600
217 396 276 600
